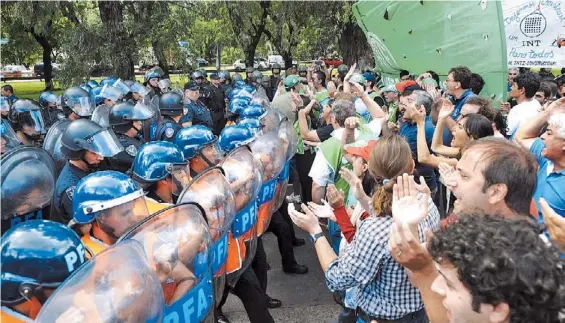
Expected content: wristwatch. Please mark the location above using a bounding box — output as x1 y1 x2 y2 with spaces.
308 232 325 244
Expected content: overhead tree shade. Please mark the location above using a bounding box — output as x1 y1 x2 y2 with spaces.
352 0 508 101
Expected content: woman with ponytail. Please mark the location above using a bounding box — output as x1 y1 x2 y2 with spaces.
290 134 440 323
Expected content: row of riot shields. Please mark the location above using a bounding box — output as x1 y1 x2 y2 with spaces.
4 89 298 322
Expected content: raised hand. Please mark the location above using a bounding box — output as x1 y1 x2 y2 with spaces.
326 184 344 210
437 99 454 120
339 167 369 203
391 174 428 226
438 162 457 191
307 200 336 222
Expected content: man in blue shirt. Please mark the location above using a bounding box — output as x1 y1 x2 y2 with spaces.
398 89 438 193
515 101 565 222
443 66 475 145
1 85 18 106
181 81 213 129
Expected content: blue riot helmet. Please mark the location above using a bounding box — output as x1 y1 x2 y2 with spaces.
100 76 118 87
159 91 184 117
60 119 123 161
144 70 161 84
109 101 154 134
219 125 255 153
86 80 99 88
174 125 222 174
131 141 190 198
39 91 60 108
90 86 105 105
218 70 231 81
9 99 48 137
1 220 88 308
228 97 250 115
232 73 243 82
250 70 263 83
124 80 135 87
61 87 95 118
240 104 267 120
1 119 21 154
79 83 92 93
238 117 264 136
72 171 149 242
1 96 10 116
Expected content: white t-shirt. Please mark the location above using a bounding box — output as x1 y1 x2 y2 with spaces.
309 119 383 186
507 99 541 138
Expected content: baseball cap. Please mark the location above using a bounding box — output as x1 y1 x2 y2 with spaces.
362 72 376 83
349 73 366 85
284 75 300 88
395 80 421 92
382 85 399 93
184 81 200 91
344 139 377 162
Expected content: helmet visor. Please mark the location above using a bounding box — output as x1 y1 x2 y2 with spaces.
96 197 150 240
158 79 171 91
169 164 191 196
130 102 155 121
113 79 132 96
73 96 95 117
26 109 48 134
200 142 223 166
81 129 124 157
100 85 123 102
130 82 150 97
45 93 61 107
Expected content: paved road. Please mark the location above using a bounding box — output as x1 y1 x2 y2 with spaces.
221 226 341 323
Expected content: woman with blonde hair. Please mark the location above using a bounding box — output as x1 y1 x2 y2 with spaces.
290 134 440 323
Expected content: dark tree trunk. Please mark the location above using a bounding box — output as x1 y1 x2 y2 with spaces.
99 1 135 80
282 51 293 69
32 31 53 90
340 22 374 69
152 40 169 76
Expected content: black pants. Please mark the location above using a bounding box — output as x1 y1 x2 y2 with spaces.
216 266 275 323
252 237 269 292
268 207 299 270
294 150 315 203
212 111 226 136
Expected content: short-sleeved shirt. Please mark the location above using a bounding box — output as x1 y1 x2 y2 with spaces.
181 100 213 128
399 116 437 191
530 138 565 222
507 99 541 139
316 124 334 142
309 119 382 186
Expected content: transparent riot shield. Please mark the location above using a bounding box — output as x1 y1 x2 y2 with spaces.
36 240 165 323
1 119 21 156
42 119 71 177
272 118 299 211
1 146 56 234
261 106 282 133
119 203 215 323
177 167 236 308
144 95 161 141
249 131 286 236
220 146 263 287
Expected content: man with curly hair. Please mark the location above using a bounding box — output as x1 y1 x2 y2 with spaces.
428 215 565 323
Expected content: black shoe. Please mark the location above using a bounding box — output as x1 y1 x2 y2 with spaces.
266 296 282 308
217 312 231 323
292 238 305 246
283 263 308 274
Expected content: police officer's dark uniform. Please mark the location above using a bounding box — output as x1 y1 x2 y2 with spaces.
267 63 282 101
107 102 153 172
181 81 214 130
208 73 227 135
152 91 185 142
54 119 123 222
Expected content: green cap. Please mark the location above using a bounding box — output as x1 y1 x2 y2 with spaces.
284 75 300 88
349 73 366 85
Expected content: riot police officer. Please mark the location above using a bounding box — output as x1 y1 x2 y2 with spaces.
298 65 308 78
129 82 150 105
107 102 154 172
61 87 95 120
54 119 123 222
191 70 212 107
39 91 65 127
181 81 213 130
91 85 124 127
232 73 243 83
131 141 188 205
72 170 151 246
245 66 255 84
86 79 99 88
153 91 184 142
219 70 232 94
267 63 282 101
208 73 227 135
174 125 223 176
144 69 162 98
0 220 88 321
9 99 47 147
249 71 268 100
1 119 21 155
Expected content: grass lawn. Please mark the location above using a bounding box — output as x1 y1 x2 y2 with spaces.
6 68 272 101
